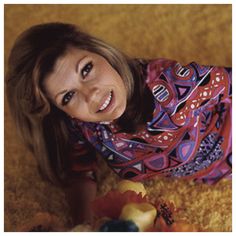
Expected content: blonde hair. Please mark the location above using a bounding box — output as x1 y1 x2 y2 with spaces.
6 22 151 185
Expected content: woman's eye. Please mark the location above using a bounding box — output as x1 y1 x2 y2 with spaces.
81 62 93 78
62 91 75 106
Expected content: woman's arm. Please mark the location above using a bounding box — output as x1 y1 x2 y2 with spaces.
64 118 99 225
65 171 97 226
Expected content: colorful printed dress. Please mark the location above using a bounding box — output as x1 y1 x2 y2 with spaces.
67 59 232 185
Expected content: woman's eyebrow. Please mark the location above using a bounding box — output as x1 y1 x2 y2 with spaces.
76 55 87 73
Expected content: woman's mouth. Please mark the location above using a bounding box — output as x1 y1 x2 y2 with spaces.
97 90 114 113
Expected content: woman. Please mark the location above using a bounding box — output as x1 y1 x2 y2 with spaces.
6 22 232 225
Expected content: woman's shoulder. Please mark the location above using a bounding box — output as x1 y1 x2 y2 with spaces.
146 58 178 81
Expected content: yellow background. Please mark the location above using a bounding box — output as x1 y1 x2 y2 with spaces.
4 4 232 232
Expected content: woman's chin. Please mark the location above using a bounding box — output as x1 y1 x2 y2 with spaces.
111 105 126 120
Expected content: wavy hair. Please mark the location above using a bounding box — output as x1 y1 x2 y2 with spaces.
6 22 154 185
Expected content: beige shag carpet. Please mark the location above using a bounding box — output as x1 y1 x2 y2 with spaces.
4 4 232 232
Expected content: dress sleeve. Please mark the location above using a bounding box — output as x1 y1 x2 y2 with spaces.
149 59 232 126
66 118 97 181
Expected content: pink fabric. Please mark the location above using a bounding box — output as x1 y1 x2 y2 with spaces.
69 59 232 184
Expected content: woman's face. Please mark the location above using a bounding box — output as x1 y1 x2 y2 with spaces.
44 47 127 123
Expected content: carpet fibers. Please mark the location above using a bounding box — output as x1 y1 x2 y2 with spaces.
4 4 232 232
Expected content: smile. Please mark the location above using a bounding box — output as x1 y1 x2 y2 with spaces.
97 91 113 112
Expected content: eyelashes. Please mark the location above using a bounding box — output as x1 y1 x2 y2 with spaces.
61 91 75 106
81 61 93 78
61 61 93 106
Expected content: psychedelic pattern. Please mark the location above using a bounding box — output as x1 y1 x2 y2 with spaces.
68 59 232 184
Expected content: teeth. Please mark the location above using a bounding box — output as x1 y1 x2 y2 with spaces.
99 91 112 111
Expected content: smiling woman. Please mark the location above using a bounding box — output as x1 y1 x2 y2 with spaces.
5 22 232 230
44 48 127 122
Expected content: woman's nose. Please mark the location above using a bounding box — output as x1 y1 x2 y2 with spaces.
81 86 100 103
